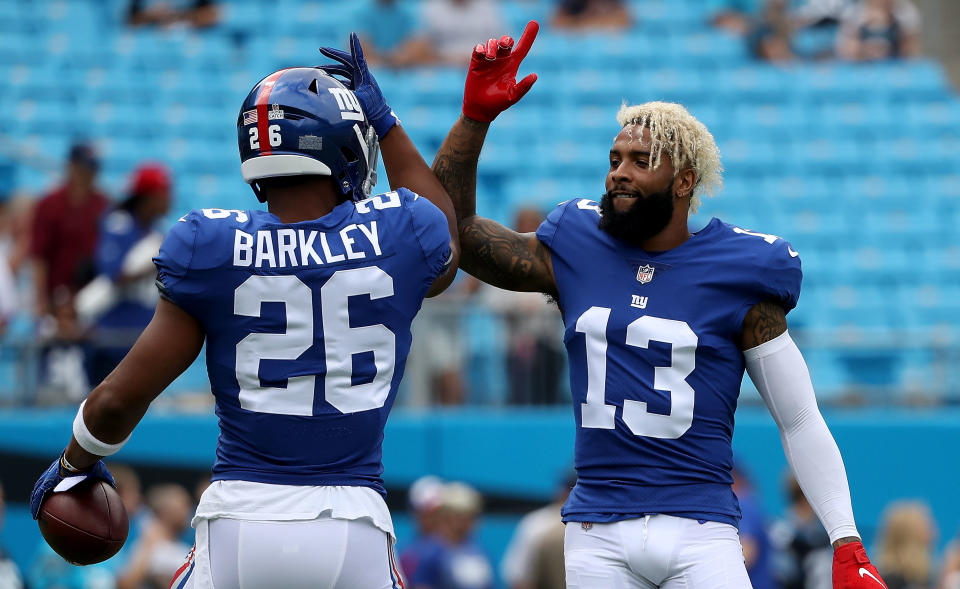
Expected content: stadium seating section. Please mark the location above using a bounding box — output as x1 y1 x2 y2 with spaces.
1 0 958 403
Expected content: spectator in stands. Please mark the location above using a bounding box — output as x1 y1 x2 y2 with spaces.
709 0 764 35
875 501 936 589
0 482 24 589
413 482 494 589
83 163 170 386
35 293 90 405
411 273 481 406
770 475 833 589
837 0 921 61
29 142 109 320
418 0 506 65
732 464 775 589
500 471 574 589
111 464 151 554
28 543 115 588
750 0 797 62
0 181 19 338
402 476 448 582
355 0 429 68
940 528 960 589
128 0 219 29
0 211 29 282
794 0 854 27
482 208 564 406
551 0 632 31
116 483 193 589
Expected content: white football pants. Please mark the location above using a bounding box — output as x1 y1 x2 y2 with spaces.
172 517 404 589
564 514 753 589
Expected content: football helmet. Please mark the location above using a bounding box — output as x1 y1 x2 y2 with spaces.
237 67 379 202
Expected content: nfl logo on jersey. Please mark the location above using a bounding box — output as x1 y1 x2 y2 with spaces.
636 264 655 284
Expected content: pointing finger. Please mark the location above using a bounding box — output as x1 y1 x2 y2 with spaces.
512 20 539 62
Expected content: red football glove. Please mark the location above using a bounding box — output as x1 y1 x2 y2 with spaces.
833 541 887 589
462 20 539 123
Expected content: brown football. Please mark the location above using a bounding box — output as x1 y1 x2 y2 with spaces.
37 478 129 565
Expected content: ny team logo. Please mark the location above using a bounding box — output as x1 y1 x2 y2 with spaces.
636 264 655 284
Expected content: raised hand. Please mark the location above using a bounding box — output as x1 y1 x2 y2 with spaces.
30 453 117 519
832 541 888 589
462 20 539 123
319 32 399 140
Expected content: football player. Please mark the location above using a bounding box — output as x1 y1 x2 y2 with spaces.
30 34 459 588
432 21 888 589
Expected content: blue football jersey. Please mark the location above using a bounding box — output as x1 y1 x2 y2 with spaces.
536 199 802 525
153 188 450 495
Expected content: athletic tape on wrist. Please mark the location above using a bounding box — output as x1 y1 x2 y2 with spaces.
72 400 130 457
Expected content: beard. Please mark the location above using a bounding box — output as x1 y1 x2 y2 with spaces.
598 185 676 247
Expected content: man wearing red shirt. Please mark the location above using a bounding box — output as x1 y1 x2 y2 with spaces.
30 143 109 316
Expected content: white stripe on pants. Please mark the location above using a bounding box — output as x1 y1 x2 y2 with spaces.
564 515 753 589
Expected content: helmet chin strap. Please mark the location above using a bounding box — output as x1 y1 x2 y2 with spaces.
252 181 266 203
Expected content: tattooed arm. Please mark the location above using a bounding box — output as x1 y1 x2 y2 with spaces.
432 115 557 296
738 300 788 350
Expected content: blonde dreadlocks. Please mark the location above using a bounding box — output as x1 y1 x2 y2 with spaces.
616 102 723 214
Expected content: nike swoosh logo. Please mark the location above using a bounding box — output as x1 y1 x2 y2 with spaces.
859 568 886 588
788 247 799 258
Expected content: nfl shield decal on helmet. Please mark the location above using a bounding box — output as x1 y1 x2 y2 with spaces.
636 264 655 284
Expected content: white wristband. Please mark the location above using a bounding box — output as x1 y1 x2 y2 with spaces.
72 400 130 457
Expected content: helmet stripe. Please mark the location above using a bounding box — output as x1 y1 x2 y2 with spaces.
255 69 289 156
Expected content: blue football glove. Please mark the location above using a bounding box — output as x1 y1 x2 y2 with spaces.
30 454 117 520
318 32 399 140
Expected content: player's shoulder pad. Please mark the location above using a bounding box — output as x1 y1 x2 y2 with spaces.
353 187 420 217
153 211 200 304
724 223 803 312
154 211 200 279
155 208 255 275
536 198 598 248
364 188 451 277
188 208 259 269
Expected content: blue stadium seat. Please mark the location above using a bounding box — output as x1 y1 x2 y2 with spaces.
797 137 871 175
732 102 807 140
814 101 898 137
882 60 952 101
636 0 709 28
794 64 873 103
500 0 550 30
904 100 960 133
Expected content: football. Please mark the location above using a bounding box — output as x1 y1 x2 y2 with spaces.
37 478 129 565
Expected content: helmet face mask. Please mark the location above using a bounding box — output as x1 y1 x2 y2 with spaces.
237 68 378 203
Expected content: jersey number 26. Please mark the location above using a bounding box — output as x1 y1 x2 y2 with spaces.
233 267 395 416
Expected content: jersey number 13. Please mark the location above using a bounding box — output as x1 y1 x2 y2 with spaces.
576 307 697 439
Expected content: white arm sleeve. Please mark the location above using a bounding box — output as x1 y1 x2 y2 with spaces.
744 330 860 544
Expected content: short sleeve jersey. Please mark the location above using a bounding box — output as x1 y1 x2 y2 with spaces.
536 199 802 525
153 188 450 495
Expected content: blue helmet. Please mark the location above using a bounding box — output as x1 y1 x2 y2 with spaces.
237 67 379 203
